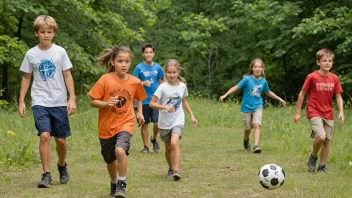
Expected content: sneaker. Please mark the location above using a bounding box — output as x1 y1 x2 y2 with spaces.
150 136 160 152
172 170 181 181
253 145 262 153
110 182 117 196
317 164 329 173
166 168 174 178
307 154 318 172
58 163 70 184
37 172 52 188
243 138 251 151
115 180 127 198
141 146 149 154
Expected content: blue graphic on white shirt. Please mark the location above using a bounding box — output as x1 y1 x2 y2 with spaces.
38 58 56 81
250 85 262 97
165 93 181 111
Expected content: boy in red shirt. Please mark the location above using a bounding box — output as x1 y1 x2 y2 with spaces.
294 48 344 172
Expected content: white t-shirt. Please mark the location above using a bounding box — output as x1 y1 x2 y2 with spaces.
19 44 73 107
154 81 188 129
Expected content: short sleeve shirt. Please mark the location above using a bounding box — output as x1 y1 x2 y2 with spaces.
133 62 164 105
88 73 147 139
237 75 270 113
154 81 188 129
302 70 342 119
19 44 73 107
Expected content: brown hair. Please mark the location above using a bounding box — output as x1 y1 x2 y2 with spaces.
96 45 132 72
316 48 334 61
245 58 265 78
142 43 155 52
33 15 57 32
164 59 186 83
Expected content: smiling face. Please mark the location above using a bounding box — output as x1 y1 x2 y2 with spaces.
251 61 264 79
142 47 155 64
316 55 333 74
35 25 56 49
111 52 131 79
165 65 179 84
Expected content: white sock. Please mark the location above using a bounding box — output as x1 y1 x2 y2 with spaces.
111 179 117 184
118 176 126 181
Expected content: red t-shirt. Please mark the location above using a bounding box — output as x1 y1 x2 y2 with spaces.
302 70 342 119
88 73 147 139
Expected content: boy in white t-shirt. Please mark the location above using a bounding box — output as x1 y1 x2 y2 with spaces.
18 15 76 188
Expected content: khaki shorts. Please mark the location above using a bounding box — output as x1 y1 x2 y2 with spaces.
241 108 263 130
159 125 184 143
309 117 334 140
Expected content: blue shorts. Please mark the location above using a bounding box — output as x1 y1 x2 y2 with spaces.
32 105 71 138
142 104 159 124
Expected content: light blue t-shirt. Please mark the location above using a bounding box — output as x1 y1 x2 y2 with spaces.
133 62 164 105
237 75 270 113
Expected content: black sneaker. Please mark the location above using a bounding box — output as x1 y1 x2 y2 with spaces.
37 172 52 188
253 145 262 153
166 168 174 178
172 170 181 181
58 163 70 184
307 154 318 172
317 164 329 173
150 136 160 152
243 138 251 151
110 182 117 196
141 146 149 154
115 180 127 198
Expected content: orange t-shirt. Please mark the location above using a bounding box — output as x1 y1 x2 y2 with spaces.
88 73 147 139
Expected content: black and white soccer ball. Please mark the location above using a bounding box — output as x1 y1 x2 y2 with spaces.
258 164 285 190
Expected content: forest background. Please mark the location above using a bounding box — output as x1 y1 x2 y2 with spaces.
1 0 352 105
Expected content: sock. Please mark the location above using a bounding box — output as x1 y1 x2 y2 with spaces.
111 179 117 184
118 176 126 181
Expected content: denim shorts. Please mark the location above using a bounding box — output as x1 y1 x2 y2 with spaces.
142 104 159 124
32 105 71 138
99 131 132 164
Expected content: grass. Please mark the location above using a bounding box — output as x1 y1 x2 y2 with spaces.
1 96 352 197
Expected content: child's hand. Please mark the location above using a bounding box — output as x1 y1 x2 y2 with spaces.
137 114 145 127
67 98 77 116
280 100 287 106
18 102 26 118
144 80 152 86
164 105 174 112
219 95 226 102
191 115 198 127
339 112 344 124
293 113 300 124
107 96 119 107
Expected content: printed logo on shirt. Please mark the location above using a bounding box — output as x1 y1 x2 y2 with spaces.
109 88 132 115
316 83 334 91
38 58 56 81
250 85 262 97
142 71 158 78
165 93 181 111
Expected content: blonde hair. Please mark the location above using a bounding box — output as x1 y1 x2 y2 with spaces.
96 45 132 72
33 15 57 32
316 48 334 61
245 58 265 78
164 59 186 83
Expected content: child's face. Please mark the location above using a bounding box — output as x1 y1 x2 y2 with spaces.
165 66 179 83
111 52 131 77
251 62 263 78
142 47 155 63
35 25 55 47
316 55 333 72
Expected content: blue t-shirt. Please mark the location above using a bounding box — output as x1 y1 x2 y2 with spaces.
237 75 270 113
133 62 164 105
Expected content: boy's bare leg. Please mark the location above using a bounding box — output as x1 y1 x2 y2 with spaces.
319 140 330 165
165 143 172 168
115 147 127 177
312 136 325 156
244 129 250 140
253 124 260 145
141 124 149 147
152 122 158 140
107 160 118 182
39 132 51 173
55 137 68 166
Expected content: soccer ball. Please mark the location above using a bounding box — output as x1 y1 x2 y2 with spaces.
258 164 285 190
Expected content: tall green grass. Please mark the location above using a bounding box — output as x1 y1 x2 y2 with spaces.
0 96 351 197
